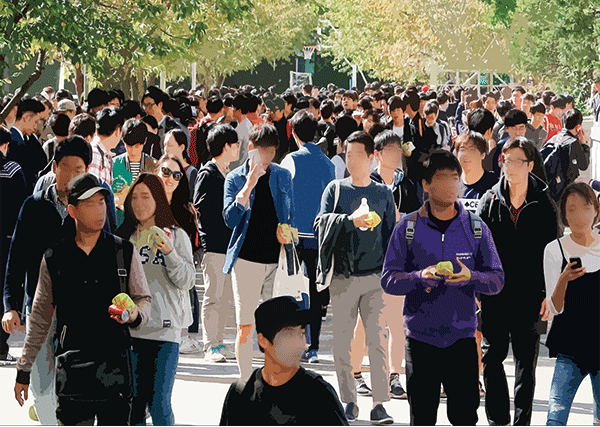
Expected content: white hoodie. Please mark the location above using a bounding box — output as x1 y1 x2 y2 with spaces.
129 226 195 344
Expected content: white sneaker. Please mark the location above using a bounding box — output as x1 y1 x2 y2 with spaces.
204 346 226 363
217 344 236 360
179 337 201 354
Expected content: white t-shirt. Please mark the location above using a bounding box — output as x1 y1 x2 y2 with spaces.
543 233 600 315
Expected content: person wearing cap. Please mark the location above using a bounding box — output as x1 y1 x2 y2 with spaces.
57 99 77 121
2 137 115 423
13 173 152 425
219 296 348 426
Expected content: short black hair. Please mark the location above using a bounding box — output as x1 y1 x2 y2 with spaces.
141 114 158 130
374 129 402 151
69 113 96 139
342 90 358 102
550 95 567 109
250 123 280 148
247 95 260 114
54 135 93 167
206 123 238 158
530 101 546 115
303 84 313 94
564 108 583 130
502 137 536 162
142 86 166 107
402 90 420 112
120 100 144 120
96 107 123 136
122 118 149 146
437 92 449 105
559 182 600 228
346 131 374 155
422 149 462 184
512 85 526 96
542 90 555 107
55 89 72 102
86 88 109 110
16 98 45 120
504 109 528 128
424 101 439 116
335 115 358 143
289 110 317 144
49 113 71 137
496 100 513 118
455 131 487 154
207 96 224 114
320 100 334 120
388 95 408 113
281 92 297 110
468 108 495 135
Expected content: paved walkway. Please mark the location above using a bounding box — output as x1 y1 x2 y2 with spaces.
1 303 596 425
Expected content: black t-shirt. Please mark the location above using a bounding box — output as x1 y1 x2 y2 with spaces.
220 367 348 426
462 170 498 200
238 167 280 264
428 209 458 234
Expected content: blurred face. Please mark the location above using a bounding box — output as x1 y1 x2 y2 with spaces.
142 96 161 120
390 107 404 123
425 113 437 127
345 142 373 178
342 96 356 110
256 145 277 169
307 105 320 120
54 156 87 194
506 123 527 140
223 141 241 164
164 134 184 160
269 326 307 368
375 142 403 171
70 192 106 232
5 105 17 127
130 182 156 223
108 98 121 108
157 159 182 196
334 93 343 103
532 112 545 126
565 192 598 234
553 107 566 118
363 115 376 133
19 111 40 135
484 96 496 113
422 169 460 208
457 141 485 170
521 98 532 116
512 91 523 109
502 148 533 184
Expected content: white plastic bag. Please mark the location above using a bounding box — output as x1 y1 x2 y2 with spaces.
273 245 309 302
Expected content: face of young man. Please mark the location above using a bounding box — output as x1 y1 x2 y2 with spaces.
532 112 545 127
511 91 523 110
346 142 373 178
375 142 403 171
222 141 241 164
270 326 306 367
142 96 162 121
506 123 527 141
422 169 460 208
256 145 277 169
342 96 357 111
484 97 496 113
552 107 566 118
502 148 533 186
363 115 376 133
457 141 485 171
521 99 532 116
54 157 87 195
70 192 107 232
425 113 437 127
390 107 404 123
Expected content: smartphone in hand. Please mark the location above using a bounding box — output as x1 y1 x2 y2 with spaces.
248 149 262 170
569 257 582 269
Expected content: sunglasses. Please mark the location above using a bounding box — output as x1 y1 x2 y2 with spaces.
160 166 183 181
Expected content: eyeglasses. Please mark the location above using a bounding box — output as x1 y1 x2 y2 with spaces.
160 167 183 181
502 158 529 167
142 101 155 110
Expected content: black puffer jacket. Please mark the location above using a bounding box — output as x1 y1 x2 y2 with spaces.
476 173 562 325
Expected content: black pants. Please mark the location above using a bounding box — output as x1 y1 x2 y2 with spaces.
296 244 329 352
482 318 540 425
406 337 480 426
188 249 203 334
56 395 131 425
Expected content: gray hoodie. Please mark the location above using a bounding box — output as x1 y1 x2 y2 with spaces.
129 226 195 344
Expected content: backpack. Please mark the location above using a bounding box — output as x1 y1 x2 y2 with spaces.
541 141 571 201
405 211 482 255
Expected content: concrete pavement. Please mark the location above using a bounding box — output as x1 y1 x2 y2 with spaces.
1 304 596 426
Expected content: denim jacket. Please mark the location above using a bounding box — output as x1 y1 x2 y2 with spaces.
222 160 295 274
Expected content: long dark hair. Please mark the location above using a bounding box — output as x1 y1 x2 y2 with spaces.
165 129 191 164
155 154 199 249
116 173 179 240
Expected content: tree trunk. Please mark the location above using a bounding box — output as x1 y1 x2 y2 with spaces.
132 68 144 101
0 49 46 125
75 62 85 104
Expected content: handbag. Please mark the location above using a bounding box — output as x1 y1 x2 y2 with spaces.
273 244 309 305
54 237 134 401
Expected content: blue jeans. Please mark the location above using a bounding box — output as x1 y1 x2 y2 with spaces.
547 354 600 425
130 338 179 426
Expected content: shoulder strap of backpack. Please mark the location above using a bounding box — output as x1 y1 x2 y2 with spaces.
113 235 130 294
470 212 482 239
405 213 419 244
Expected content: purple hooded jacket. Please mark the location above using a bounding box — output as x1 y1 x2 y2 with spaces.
381 201 504 348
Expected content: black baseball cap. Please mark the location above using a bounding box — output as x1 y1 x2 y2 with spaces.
255 296 309 342
67 173 110 205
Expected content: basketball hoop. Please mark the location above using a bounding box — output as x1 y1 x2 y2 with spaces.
303 45 319 60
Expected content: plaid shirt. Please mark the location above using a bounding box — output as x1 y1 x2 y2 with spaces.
88 138 113 186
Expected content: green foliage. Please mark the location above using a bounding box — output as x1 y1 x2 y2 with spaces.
480 0 517 27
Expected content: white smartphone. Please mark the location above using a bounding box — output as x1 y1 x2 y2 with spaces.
248 149 262 169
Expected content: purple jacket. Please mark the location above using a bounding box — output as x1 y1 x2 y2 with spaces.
381 201 504 348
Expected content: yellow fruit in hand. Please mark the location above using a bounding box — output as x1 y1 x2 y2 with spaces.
365 211 382 231
112 293 135 312
436 261 454 277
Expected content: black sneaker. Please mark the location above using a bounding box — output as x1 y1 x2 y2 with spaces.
370 404 393 425
0 353 16 366
345 402 359 422
390 373 407 399
354 375 372 396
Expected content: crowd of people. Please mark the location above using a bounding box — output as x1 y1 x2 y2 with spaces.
0 80 598 426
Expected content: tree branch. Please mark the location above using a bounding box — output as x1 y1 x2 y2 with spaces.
0 49 46 125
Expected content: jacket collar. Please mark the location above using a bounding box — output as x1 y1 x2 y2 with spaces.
494 173 548 206
417 199 468 228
